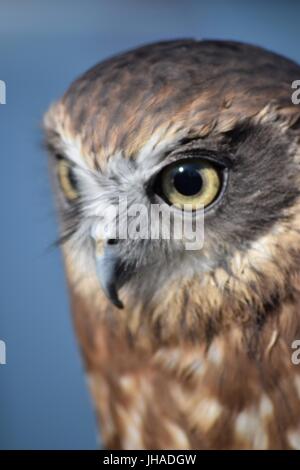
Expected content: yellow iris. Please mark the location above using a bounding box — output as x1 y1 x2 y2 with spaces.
160 159 222 210
57 160 79 201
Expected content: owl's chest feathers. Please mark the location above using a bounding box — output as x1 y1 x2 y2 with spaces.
74 288 300 450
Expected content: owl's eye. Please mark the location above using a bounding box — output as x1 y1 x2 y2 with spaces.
155 158 223 210
57 159 79 201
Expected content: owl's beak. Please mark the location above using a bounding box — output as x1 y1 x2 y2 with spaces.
95 241 124 309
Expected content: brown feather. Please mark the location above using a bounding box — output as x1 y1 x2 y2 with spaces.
44 39 300 449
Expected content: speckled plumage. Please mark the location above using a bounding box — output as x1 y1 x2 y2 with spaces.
44 40 300 449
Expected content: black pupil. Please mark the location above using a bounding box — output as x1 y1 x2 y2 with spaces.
173 165 203 196
68 166 78 190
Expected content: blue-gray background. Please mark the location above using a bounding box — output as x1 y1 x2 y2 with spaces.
0 0 299 449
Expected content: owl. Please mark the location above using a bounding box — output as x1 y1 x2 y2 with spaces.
44 39 300 449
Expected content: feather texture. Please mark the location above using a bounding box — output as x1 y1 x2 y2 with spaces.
44 39 300 449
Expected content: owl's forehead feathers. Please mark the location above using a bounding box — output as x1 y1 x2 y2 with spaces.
44 39 300 168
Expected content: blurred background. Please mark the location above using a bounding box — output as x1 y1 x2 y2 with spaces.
0 0 300 450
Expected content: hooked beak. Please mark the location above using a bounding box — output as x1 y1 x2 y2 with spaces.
95 240 124 309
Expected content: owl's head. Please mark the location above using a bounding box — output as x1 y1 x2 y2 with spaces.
44 40 300 344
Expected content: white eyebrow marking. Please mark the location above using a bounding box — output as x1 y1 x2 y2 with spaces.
60 134 91 170
136 123 187 169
